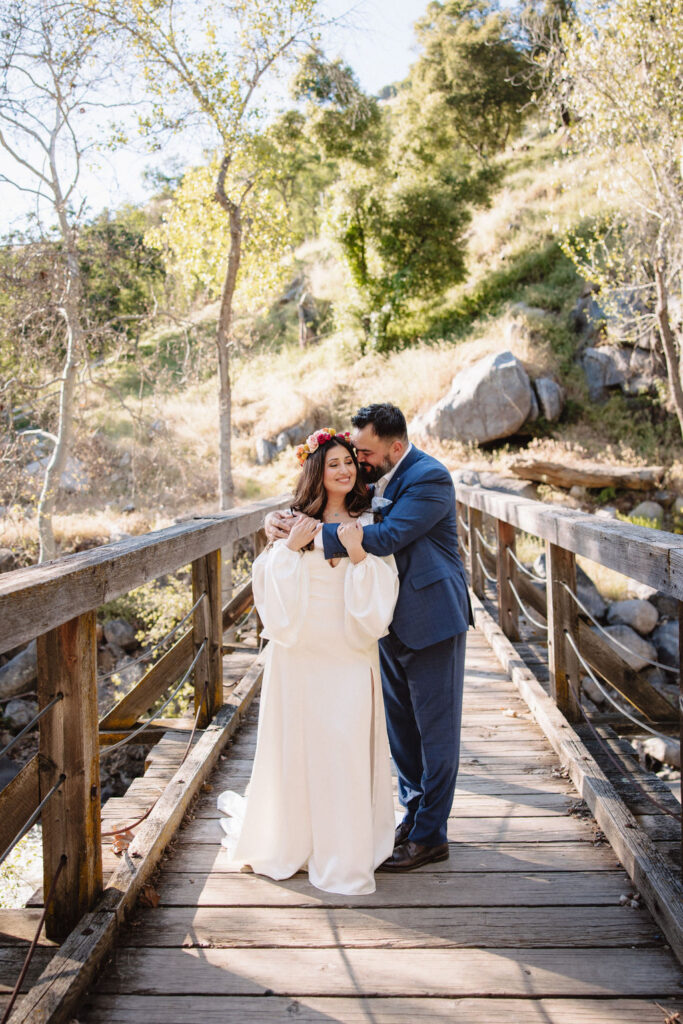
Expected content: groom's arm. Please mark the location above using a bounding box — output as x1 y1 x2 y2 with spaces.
322 475 453 559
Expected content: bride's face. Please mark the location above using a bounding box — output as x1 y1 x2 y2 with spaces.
323 444 357 498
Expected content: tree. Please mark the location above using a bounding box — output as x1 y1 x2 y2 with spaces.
88 0 321 509
411 0 533 161
0 0 122 561
554 0 683 436
296 53 498 349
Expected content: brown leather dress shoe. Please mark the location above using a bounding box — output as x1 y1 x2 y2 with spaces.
378 840 449 872
394 820 412 847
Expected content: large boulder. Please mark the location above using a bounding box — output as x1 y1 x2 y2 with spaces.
4 698 39 731
606 599 658 636
412 351 532 444
652 621 679 669
534 378 564 422
596 624 657 672
581 346 629 401
255 438 278 465
24 454 89 494
629 500 664 526
103 618 138 652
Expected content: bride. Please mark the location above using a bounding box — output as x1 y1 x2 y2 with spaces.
218 428 399 895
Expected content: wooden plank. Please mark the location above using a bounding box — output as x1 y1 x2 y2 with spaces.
0 756 38 859
155 870 632 908
80 995 683 1024
93 946 683 997
455 483 683 599
122 904 660 949
546 542 580 722
184 815 594 847
0 948 55 992
37 610 102 942
509 459 666 490
7 652 266 1024
0 495 289 656
471 592 683 964
194 792 576 820
496 519 519 641
577 621 678 722
0 910 56 947
163 840 622 875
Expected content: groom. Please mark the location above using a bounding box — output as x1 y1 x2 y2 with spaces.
267 403 472 870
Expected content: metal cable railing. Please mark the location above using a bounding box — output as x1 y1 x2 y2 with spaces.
506 546 547 584
508 578 548 631
564 631 676 744
102 679 210 842
476 551 497 585
560 581 677 674
97 591 207 683
474 527 497 556
458 515 470 533
0 692 63 761
100 638 207 758
0 773 66 868
0 853 67 1024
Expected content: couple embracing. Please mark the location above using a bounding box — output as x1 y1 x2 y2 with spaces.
218 403 473 895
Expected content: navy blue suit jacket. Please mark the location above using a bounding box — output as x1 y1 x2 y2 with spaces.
322 446 473 650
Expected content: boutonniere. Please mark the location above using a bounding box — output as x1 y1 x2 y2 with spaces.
371 496 392 522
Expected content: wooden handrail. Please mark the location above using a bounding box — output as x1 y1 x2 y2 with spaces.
0 495 290 941
0 495 289 656
455 483 683 598
455 480 682 874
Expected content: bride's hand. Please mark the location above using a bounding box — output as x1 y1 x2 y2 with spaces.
286 514 321 552
338 520 366 564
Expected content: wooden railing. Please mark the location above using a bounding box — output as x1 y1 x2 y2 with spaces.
0 495 288 942
455 483 682 846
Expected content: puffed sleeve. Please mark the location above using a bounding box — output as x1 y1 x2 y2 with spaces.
252 540 309 647
344 554 399 651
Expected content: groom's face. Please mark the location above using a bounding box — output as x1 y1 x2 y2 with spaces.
352 425 397 483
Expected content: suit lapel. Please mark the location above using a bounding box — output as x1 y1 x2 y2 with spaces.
383 445 422 502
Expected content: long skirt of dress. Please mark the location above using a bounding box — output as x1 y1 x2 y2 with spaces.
218 539 397 896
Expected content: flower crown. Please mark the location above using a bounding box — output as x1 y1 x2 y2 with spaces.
295 428 351 466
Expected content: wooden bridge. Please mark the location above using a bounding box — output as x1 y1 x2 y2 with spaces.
0 485 681 1022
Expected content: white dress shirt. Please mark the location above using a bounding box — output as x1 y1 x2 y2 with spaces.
373 443 413 498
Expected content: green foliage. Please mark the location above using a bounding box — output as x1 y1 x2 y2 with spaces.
616 511 661 531
78 206 166 345
411 0 533 161
594 486 616 504
292 54 384 166
99 573 191 649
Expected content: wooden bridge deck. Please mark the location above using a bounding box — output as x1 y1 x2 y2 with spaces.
79 629 683 1023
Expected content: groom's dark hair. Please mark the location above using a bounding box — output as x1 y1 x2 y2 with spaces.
352 403 408 442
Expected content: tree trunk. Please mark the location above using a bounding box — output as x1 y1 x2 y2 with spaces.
37 232 82 563
654 256 683 440
215 202 243 511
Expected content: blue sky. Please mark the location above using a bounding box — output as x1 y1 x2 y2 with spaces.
0 0 429 234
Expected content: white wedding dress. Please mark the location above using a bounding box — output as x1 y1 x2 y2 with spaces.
218 514 399 895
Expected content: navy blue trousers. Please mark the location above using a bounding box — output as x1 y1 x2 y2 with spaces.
379 629 466 847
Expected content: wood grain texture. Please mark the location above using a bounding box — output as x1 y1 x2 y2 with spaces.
546 542 580 722
0 496 289 656
81 995 683 1024
454 483 683 598
37 611 102 941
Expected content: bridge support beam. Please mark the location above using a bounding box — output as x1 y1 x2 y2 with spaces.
192 549 223 727
546 541 581 723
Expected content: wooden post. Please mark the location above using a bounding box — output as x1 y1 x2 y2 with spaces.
468 507 485 600
252 528 267 643
36 611 102 941
546 541 581 722
496 519 519 642
192 549 222 728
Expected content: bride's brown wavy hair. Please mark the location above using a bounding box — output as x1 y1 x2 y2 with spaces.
291 436 370 520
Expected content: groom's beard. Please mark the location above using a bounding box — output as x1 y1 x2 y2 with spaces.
359 456 393 484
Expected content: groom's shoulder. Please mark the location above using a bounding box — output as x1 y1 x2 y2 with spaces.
407 447 452 485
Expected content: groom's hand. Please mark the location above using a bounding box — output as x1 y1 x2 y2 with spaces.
265 510 295 541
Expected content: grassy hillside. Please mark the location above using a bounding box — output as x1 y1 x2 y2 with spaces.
4 129 682 558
